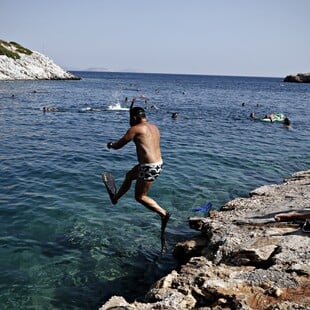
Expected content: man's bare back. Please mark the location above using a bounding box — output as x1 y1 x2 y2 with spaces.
107 119 162 164
132 120 162 164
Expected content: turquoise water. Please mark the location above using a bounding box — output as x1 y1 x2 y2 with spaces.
1 72 309 309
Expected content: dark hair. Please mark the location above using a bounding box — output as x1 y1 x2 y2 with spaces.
129 106 146 126
283 117 291 126
130 107 145 118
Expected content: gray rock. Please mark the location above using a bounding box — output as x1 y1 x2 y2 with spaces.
100 170 310 309
283 73 310 83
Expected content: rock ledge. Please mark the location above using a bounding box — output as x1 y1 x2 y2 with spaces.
101 170 310 310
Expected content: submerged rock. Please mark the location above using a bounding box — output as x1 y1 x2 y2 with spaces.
100 170 310 309
0 39 80 80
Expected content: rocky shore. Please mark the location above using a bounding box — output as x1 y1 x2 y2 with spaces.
0 39 80 80
101 170 310 310
283 73 310 83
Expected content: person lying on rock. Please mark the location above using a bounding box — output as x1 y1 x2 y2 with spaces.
275 211 310 233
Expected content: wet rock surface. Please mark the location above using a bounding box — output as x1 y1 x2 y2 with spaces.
100 170 310 309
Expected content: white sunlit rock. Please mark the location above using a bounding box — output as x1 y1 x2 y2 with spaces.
0 42 79 80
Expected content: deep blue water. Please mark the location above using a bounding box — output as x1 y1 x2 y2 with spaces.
0 72 309 309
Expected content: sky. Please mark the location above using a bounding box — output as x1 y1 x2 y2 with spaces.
1 0 309 77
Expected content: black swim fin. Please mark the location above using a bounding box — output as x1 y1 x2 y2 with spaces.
102 172 117 205
160 212 171 254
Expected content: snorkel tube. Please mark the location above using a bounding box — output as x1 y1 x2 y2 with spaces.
129 98 136 126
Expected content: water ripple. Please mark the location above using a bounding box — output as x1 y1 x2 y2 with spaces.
0 73 309 308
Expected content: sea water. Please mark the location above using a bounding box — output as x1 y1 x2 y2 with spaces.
0 72 309 309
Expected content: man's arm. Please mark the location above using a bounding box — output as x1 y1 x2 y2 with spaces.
107 127 137 150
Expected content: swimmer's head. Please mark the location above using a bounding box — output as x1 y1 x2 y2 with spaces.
250 112 256 119
283 117 291 126
171 112 178 119
129 106 146 126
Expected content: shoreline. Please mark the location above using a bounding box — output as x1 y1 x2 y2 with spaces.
101 169 310 309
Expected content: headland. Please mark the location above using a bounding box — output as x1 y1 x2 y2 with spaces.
0 39 80 80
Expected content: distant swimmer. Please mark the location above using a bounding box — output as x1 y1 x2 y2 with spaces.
283 117 291 128
250 112 256 119
264 113 276 122
139 94 149 104
250 112 286 123
42 106 61 112
171 112 179 119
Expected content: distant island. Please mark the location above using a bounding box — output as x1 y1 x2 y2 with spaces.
283 72 310 83
0 39 80 80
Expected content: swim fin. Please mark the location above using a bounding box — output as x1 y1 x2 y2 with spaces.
102 172 117 205
160 212 171 254
192 202 212 212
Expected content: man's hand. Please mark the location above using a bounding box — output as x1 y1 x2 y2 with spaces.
107 142 113 149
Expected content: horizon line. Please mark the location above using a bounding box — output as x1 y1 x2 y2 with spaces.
68 70 284 79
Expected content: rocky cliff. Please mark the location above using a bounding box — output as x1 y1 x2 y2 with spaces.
0 39 80 80
101 170 310 310
283 73 310 83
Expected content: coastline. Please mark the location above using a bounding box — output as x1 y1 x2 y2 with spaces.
101 170 310 309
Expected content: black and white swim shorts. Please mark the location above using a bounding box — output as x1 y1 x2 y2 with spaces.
138 161 163 181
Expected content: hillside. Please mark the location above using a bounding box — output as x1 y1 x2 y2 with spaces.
0 39 80 80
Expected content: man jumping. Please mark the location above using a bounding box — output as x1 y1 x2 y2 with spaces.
103 101 170 252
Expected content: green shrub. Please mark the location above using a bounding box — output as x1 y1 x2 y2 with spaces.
0 39 33 59
10 41 32 55
0 39 10 47
0 44 20 59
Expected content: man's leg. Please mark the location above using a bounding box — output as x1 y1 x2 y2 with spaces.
135 178 170 253
134 178 167 217
275 211 310 222
114 165 139 204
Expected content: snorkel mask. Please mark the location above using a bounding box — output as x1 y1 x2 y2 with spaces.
129 100 145 126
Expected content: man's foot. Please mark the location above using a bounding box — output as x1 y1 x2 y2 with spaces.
110 194 117 205
160 212 171 254
161 212 171 233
